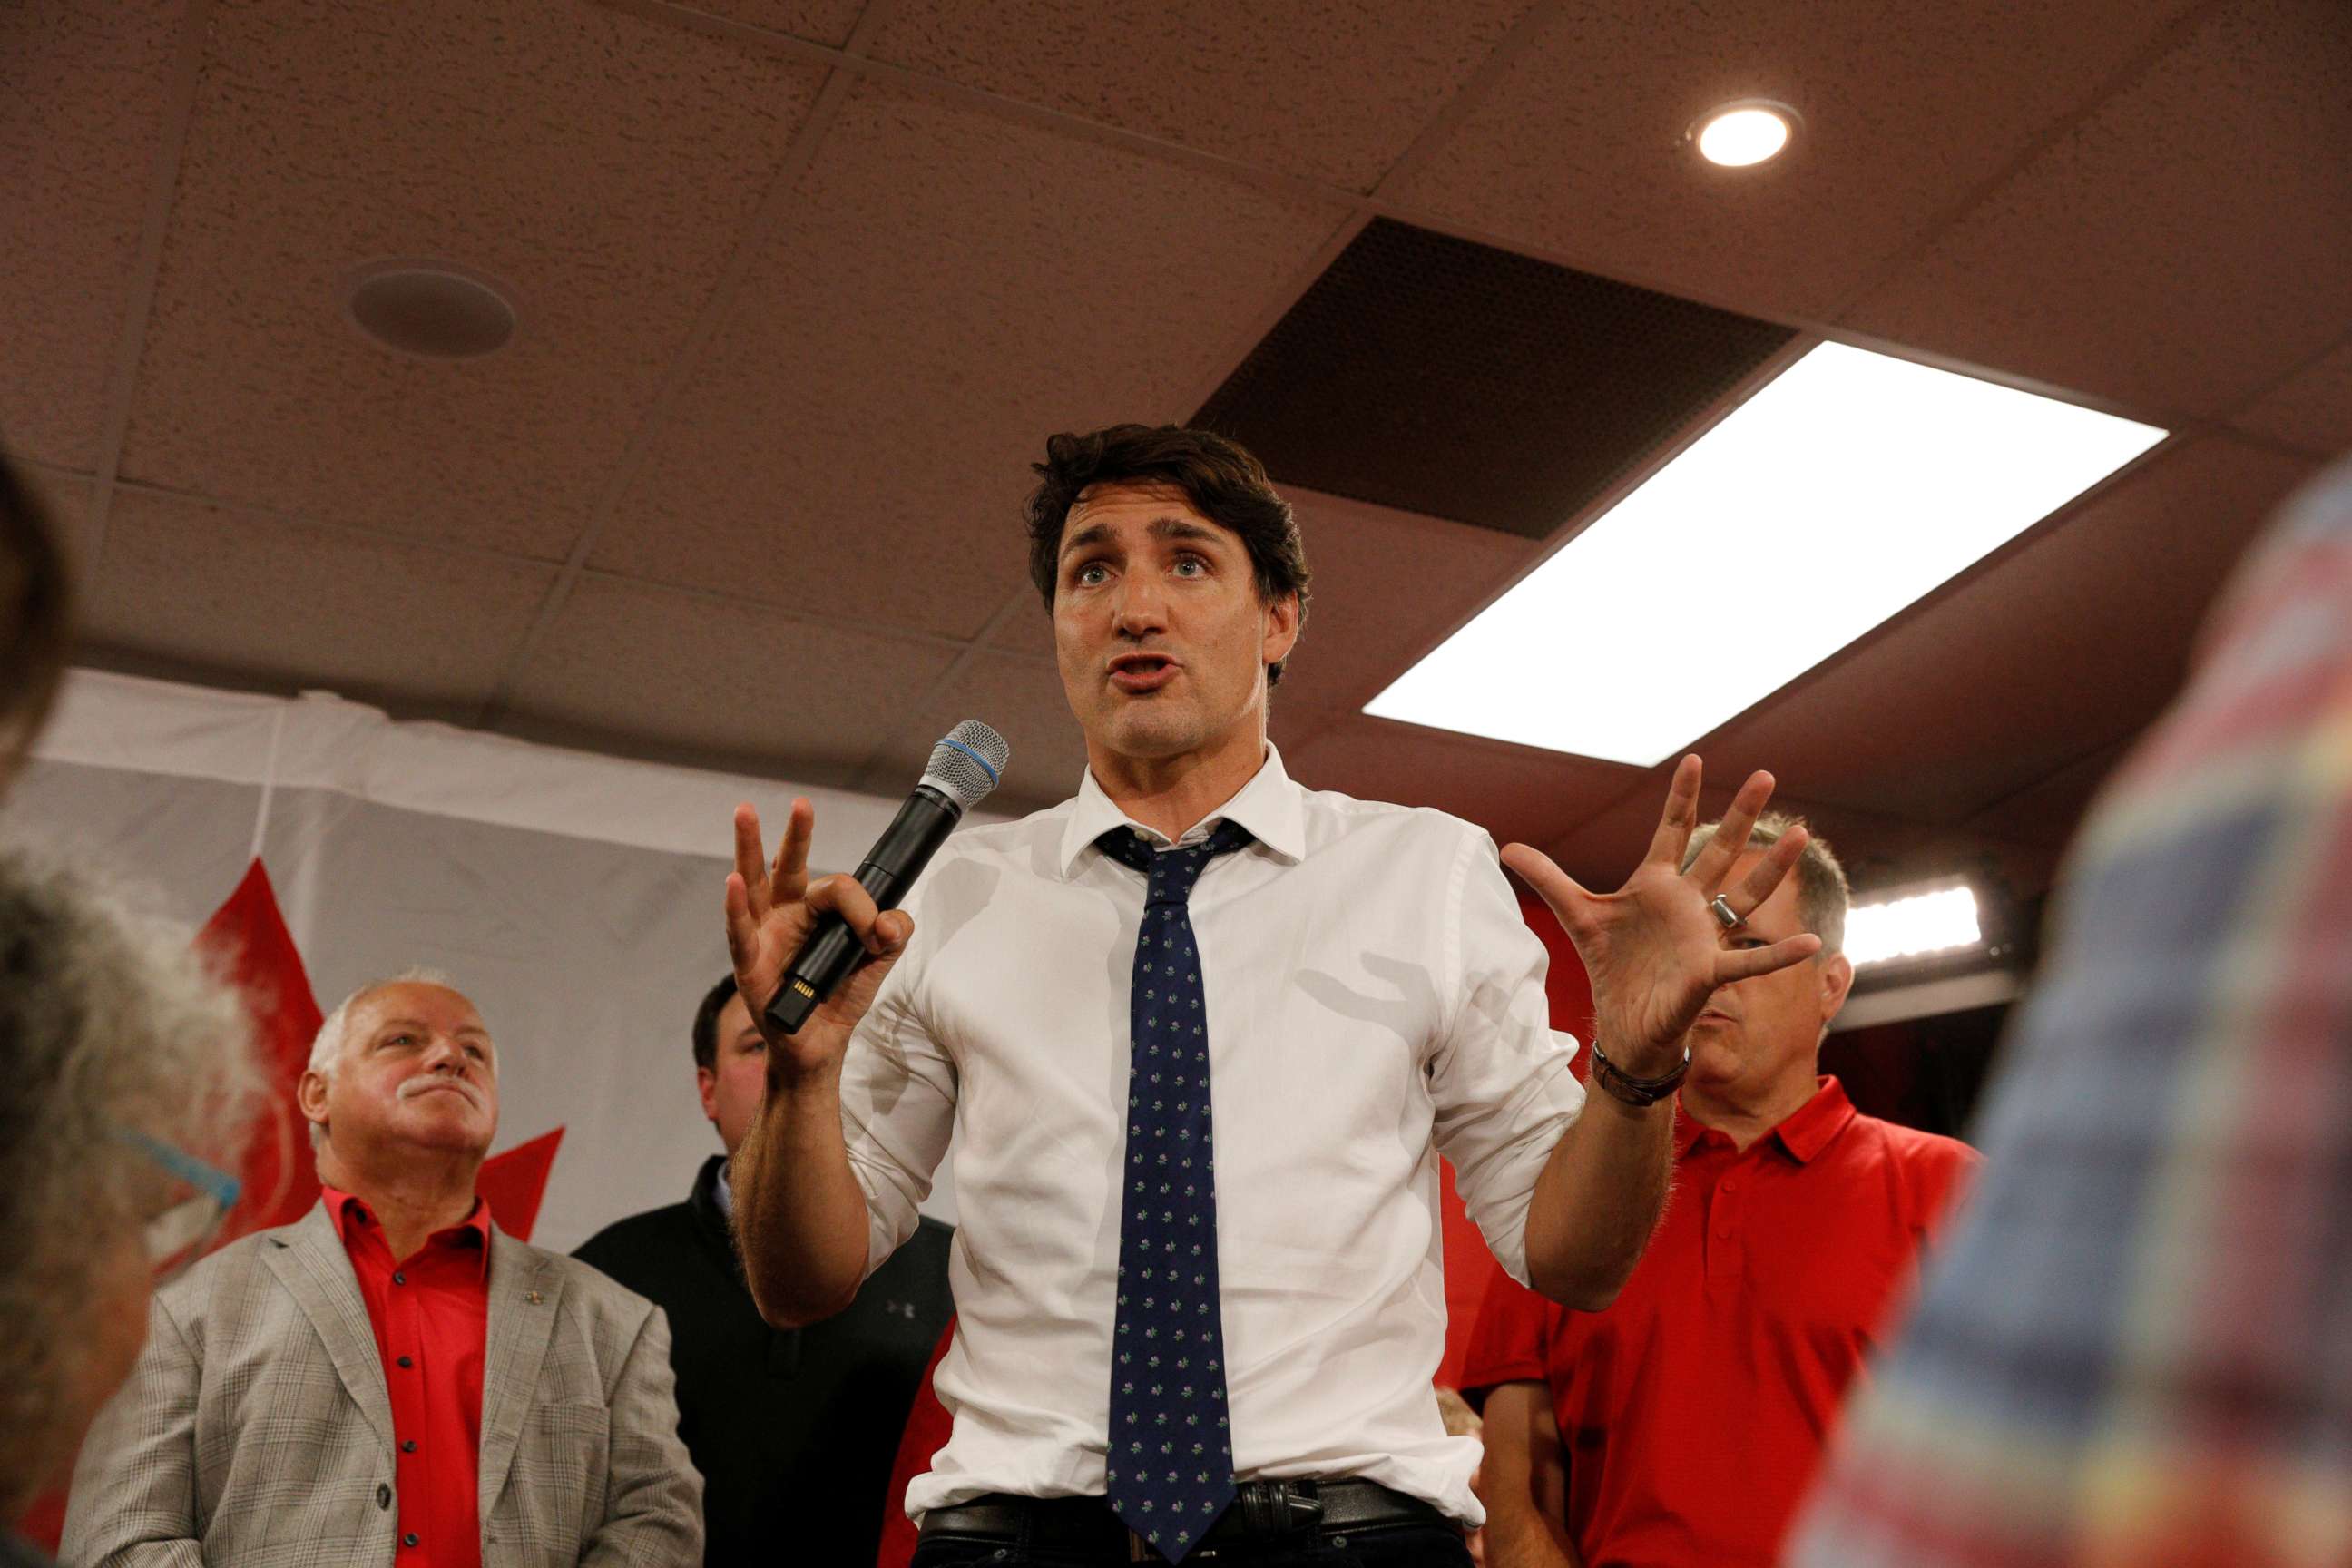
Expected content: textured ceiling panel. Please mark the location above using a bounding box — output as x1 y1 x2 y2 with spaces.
1194 220 1796 537
590 80 1348 640
1960 736 2133 852
1289 715 1638 853
79 487 555 714
865 651 1093 812
868 0 1539 191
1389 0 2210 325
12 464 101 582
500 577 963 786
1843 0 2352 420
115 0 826 558
1695 436 2316 824
0 2 182 470
672 0 872 46
2235 337 2352 457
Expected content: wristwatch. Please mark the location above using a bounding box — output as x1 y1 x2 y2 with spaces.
1589 1041 1690 1108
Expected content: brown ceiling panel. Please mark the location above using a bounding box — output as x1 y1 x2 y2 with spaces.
672 0 872 46
2235 336 2352 458
1388 0 2205 325
1960 735 2133 853
868 0 1541 191
1193 220 1796 537
79 487 555 715
1691 436 2316 825
864 650 1093 812
1288 714 1639 853
590 80 1348 640
500 576 961 787
1843 0 2352 421
12 464 101 582
114 0 827 559
0 2 182 470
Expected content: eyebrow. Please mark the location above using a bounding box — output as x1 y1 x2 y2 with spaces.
375 1017 492 1040
1059 515 1228 560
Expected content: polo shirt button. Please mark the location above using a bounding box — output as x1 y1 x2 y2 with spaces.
392 1271 406 1285
401 1439 417 1454
397 1355 413 1368
403 1533 420 1548
376 1484 391 1509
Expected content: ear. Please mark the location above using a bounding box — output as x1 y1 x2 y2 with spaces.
1817 951 1855 1029
696 1065 720 1125
297 1070 331 1141
1261 591 1301 671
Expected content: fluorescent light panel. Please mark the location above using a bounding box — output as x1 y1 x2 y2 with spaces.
1845 886 1983 968
1363 343 2166 765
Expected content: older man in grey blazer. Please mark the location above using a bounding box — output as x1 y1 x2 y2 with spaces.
64 972 701 1568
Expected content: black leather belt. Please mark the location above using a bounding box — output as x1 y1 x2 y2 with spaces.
917 1479 1455 1560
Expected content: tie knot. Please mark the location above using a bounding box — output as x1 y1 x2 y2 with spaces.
1098 821 1254 906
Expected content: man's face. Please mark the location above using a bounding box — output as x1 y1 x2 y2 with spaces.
302 982 499 1160
696 991 767 1159
1685 851 1854 1100
1051 482 1298 769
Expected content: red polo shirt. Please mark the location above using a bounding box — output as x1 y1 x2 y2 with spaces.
1460 1079 1977 1567
324 1187 492 1568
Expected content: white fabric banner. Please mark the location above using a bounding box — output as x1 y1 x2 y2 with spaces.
5 670 968 1249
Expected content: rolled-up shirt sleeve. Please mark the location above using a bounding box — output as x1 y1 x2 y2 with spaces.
1427 828 1586 1287
838 907 959 1280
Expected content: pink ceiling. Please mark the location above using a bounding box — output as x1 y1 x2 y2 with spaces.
5 0 2342 900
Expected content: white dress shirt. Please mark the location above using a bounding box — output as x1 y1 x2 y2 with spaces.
842 745 1586 1524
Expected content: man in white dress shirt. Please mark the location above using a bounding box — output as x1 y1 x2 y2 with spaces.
721 425 1818 1566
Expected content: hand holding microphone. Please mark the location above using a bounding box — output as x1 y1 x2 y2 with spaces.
723 721 1009 1080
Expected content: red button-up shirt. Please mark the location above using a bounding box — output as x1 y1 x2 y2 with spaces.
324 1187 492 1568
1461 1079 1978 1567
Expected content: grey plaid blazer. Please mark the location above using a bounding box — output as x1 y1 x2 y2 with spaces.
61 1200 702 1567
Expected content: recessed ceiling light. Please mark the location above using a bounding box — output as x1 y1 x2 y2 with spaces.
1361 341 2168 766
1692 101 1798 167
344 260 518 359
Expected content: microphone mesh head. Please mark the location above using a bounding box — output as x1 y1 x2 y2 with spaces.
920 720 1009 812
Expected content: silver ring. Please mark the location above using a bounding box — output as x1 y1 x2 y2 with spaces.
1709 894 1741 930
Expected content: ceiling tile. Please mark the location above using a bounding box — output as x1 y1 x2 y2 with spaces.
591 80 1349 640
1694 436 2317 825
1959 736 2132 851
80 487 554 713
867 0 1541 191
1842 0 2352 418
115 0 827 558
1389 0 2201 324
866 650 1092 812
10 464 101 583
501 577 961 784
1287 715 1638 851
683 0 870 46
0 2 182 470
2234 335 2352 457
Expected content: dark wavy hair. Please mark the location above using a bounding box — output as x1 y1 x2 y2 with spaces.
690 972 738 1073
1024 425 1310 686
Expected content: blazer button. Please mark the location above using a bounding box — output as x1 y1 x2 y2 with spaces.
377 1483 392 1510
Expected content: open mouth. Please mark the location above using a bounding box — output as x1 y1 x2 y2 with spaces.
1108 652 1180 693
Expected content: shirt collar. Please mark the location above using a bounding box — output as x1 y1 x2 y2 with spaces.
1056 743 1307 878
321 1183 494 1276
1671 1074 1857 1163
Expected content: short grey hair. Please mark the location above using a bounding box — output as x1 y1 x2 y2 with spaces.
0 854 260 1517
1681 811 1851 956
305 966 469 1148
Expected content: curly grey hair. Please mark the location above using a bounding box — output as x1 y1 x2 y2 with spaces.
0 853 260 1515
1681 810 1851 956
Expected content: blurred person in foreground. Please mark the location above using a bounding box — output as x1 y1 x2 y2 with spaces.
64 972 703 1567
1787 457 2352 1568
1465 817 1978 1567
575 973 953 1567
0 857 259 1567
722 425 1824 1566
0 451 72 788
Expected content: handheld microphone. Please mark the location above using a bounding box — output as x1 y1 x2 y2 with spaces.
763 720 1009 1037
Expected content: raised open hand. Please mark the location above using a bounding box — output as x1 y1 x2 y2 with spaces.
723 799 911 1080
1503 756 1819 1075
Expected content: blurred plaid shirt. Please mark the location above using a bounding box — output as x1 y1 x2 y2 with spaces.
1788 455 2352 1568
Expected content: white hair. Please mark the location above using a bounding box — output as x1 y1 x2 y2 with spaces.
305 966 472 1149
0 852 260 1516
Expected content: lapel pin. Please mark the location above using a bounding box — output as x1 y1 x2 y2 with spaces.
524 1290 544 1305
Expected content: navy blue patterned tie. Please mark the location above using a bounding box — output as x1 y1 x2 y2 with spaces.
1097 819 1252 1563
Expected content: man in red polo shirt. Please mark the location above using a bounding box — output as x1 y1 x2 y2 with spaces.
1462 816 1977 1568
64 972 701 1567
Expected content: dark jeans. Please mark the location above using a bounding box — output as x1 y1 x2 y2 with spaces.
908 1520 1475 1568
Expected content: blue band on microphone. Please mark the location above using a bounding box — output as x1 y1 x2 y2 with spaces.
936 736 1000 786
